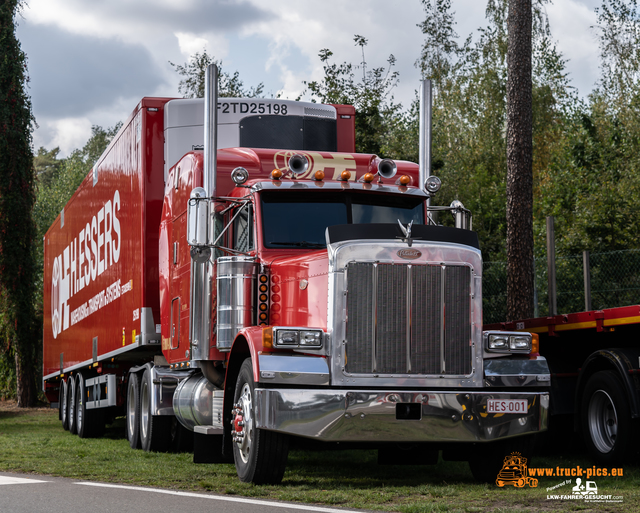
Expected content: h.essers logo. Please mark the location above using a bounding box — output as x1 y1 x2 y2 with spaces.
51 190 121 338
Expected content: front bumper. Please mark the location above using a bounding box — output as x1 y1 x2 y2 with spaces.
254 389 548 442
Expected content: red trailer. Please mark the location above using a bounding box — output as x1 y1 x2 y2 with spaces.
43 66 550 484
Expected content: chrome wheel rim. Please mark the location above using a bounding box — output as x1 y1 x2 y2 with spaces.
69 384 75 428
140 378 150 441
76 383 83 431
588 389 618 454
127 380 136 436
61 383 67 424
236 383 254 464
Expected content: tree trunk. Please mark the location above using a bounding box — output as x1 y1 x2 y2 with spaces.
506 0 534 322
15 343 35 407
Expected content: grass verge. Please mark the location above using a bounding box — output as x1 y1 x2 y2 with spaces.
0 401 637 512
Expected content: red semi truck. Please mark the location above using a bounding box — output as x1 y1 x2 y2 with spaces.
43 66 550 484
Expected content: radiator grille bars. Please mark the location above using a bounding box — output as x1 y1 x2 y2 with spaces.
345 262 472 376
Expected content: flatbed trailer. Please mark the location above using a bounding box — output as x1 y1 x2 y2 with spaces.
486 305 640 465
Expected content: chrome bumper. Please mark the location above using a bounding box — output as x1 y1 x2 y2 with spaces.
254 389 548 442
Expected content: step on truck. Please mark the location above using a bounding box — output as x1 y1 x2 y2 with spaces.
43 65 550 484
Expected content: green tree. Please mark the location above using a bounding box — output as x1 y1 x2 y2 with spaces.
0 0 37 406
536 0 640 256
34 147 62 188
415 0 573 265
304 36 400 156
169 49 264 98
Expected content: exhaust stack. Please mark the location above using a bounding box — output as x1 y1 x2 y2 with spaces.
419 79 432 202
204 64 218 199
189 64 219 362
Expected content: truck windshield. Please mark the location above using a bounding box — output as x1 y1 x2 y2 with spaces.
261 190 424 248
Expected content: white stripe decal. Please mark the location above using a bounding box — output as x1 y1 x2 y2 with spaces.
0 476 49 485
76 482 359 513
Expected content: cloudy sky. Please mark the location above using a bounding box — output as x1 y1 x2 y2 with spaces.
17 0 602 157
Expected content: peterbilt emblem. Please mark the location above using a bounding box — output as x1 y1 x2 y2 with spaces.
397 249 422 260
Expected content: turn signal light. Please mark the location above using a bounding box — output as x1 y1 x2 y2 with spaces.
262 327 273 349
271 169 283 180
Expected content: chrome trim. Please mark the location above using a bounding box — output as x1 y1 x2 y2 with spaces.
484 357 551 387
85 374 117 409
419 79 432 196
258 354 330 385
251 181 429 197
329 239 482 388
173 371 224 430
216 256 257 350
151 366 192 416
254 388 548 442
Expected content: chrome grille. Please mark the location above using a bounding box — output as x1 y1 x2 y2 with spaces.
345 262 472 375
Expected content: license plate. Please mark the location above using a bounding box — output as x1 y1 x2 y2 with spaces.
487 399 528 414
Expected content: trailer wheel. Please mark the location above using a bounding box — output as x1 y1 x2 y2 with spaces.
581 371 636 466
60 379 69 431
232 358 289 484
68 376 77 435
76 374 104 438
127 373 141 449
140 368 171 452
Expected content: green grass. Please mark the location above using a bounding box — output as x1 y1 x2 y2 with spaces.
1 403 638 512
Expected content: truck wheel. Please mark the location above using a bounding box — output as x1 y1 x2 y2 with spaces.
232 358 289 484
140 368 171 452
127 372 141 449
468 436 534 483
75 375 87 437
68 376 77 435
76 374 104 438
60 379 69 430
581 371 636 465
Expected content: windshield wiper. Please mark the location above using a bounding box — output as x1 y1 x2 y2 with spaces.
269 241 326 248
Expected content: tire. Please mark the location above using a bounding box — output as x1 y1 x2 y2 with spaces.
581 370 637 466
75 374 104 438
60 379 69 431
232 358 289 484
140 368 171 452
68 376 77 435
468 436 535 483
126 372 141 449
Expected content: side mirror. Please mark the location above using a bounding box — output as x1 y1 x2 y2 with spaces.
187 187 212 262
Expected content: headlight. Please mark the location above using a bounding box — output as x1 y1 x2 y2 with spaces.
274 328 323 349
510 336 531 351
484 331 532 354
488 334 509 350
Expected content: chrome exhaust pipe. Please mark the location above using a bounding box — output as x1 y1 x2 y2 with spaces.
189 64 219 362
419 79 432 201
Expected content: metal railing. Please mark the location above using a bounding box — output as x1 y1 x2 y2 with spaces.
483 248 640 324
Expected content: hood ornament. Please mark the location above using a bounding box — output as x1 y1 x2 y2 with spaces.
397 219 418 247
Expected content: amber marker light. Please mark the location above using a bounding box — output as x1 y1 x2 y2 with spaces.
271 169 283 180
530 333 540 357
362 172 375 183
314 170 325 181
398 175 411 186
262 327 273 349
340 170 351 181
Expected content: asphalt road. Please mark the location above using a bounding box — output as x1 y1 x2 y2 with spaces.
0 473 363 513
